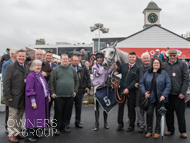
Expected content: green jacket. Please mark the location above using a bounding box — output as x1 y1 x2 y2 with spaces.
49 65 79 97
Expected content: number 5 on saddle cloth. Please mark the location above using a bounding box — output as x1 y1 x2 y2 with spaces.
95 86 117 114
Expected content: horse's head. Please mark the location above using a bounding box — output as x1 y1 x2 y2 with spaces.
102 42 118 70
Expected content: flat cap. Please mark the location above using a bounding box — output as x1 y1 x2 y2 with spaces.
168 49 177 54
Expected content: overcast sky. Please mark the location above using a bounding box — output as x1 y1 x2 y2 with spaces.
0 0 190 55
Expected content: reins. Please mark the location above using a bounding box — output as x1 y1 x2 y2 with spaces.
114 76 125 103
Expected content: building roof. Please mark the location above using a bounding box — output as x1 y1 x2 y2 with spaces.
144 1 162 11
119 24 190 43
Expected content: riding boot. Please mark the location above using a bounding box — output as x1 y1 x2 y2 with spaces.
92 111 99 131
103 111 109 129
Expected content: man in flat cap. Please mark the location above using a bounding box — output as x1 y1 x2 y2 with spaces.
163 49 189 138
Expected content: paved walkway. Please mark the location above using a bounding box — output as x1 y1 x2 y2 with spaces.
0 105 190 143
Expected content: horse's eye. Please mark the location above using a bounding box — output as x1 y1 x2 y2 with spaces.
111 51 114 54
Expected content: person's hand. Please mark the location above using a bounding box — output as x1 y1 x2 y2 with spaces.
73 92 76 98
85 88 89 93
145 91 150 98
8 99 13 101
179 94 185 99
41 71 47 77
160 96 165 101
123 88 129 94
32 102 37 109
51 94 57 98
48 96 51 102
135 83 139 88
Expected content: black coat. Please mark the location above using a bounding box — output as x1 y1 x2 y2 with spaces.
163 59 189 96
116 63 140 92
3 61 30 108
136 64 150 106
69 63 91 98
0 54 10 67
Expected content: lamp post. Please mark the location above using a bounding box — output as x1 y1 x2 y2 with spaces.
90 23 109 52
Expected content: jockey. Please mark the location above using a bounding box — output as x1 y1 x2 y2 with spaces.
92 52 111 131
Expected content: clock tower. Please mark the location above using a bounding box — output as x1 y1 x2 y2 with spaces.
143 1 162 29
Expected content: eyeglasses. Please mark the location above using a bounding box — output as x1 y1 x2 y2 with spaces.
153 62 160 65
169 55 176 57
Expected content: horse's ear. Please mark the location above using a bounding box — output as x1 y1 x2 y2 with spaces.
113 41 118 47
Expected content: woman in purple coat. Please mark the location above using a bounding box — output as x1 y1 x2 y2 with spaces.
25 60 51 142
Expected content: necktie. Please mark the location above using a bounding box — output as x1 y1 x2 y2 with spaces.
20 65 24 70
129 64 132 70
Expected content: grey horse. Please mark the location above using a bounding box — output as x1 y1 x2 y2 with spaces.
102 42 142 69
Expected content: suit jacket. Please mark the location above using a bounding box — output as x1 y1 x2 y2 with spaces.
116 63 140 92
1 59 14 81
3 61 30 108
136 64 150 106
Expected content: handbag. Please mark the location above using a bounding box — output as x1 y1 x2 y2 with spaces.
141 97 149 111
141 73 159 111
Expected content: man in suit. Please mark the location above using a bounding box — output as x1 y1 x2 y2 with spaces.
68 55 91 128
1 48 19 134
114 52 139 132
135 52 151 133
3 50 30 143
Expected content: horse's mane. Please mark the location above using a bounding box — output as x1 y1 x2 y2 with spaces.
115 48 129 66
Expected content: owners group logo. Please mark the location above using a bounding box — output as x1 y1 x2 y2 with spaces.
7 119 58 137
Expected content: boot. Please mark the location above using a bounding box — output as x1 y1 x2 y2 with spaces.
92 111 99 131
103 111 109 129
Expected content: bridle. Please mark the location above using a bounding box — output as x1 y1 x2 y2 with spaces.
104 48 118 67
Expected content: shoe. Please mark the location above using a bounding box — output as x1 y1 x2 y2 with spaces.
154 133 160 139
75 123 83 128
16 133 25 139
60 127 71 133
126 126 134 132
145 133 152 138
92 125 99 131
65 124 69 129
117 125 123 131
138 127 145 133
54 130 60 136
181 133 187 138
164 131 174 136
104 123 109 129
8 136 19 143
25 137 37 142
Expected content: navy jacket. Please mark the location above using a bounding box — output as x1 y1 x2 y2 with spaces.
139 69 171 103
116 63 139 91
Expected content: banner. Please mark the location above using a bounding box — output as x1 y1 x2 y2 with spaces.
118 48 190 58
95 87 117 114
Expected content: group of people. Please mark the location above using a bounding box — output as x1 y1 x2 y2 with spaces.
113 50 188 139
1 47 189 143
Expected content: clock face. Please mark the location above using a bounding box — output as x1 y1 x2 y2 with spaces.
148 13 158 23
